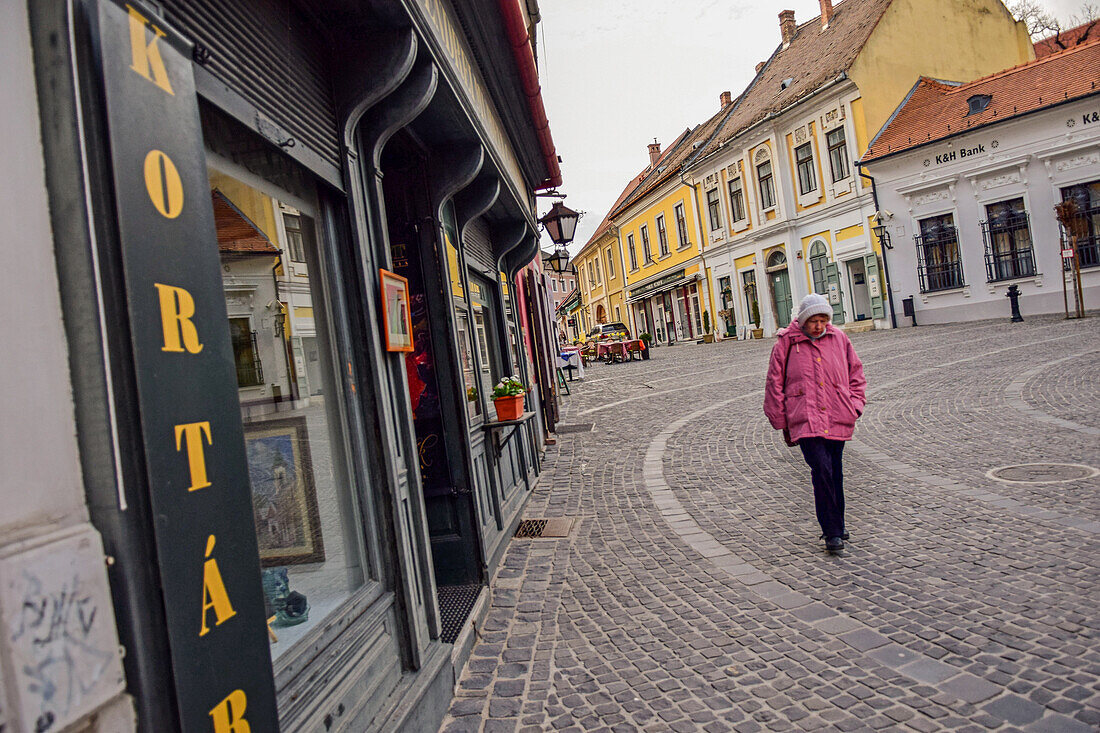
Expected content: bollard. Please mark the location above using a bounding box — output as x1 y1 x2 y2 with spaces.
1006 284 1024 322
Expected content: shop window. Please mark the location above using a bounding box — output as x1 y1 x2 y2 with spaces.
827 128 850 182
809 241 829 294
916 213 964 292
674 203 690 248
795 143 817 195
707 188 722 231
1060 180 1100 269
641 225 653 263
468 274 501 409
981 198 1035 282
627 233 638 270
656 215 670 256
210 171 369 662
757 160 776 209
728 177 746 223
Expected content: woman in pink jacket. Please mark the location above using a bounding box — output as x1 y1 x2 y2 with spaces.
764 293 866 555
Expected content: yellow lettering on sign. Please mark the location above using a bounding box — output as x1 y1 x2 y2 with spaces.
143 150 184 218
174 421 213 491
154 283 203 353
199 536 237 637
127 5 174 95
209 689 251 733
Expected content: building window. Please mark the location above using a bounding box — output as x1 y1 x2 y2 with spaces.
595 259 602 284
229 318 264 387
283 213 306 262
982 198 1035 282
656 215 670 256
1060 180 1100 269
587 260 595 285
628 233 638 270
827 128 850 182
606 247 615 279
757 160 776 209
916 213 965 292
641 224 653 263
809 241 829 294
728 177 746 223
795 143 817 195
674 203 690 248
706 188 722 231
551 279 557 292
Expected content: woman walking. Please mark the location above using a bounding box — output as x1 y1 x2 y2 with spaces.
764 293 866 555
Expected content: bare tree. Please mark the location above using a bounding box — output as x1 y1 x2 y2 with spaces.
1009 0 1061 38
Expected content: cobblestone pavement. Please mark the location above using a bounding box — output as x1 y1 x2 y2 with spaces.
440 316 1100 733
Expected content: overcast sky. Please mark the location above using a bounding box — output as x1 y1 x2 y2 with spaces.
534 0 1084 254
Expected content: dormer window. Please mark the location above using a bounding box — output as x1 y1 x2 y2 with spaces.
967 94 992 115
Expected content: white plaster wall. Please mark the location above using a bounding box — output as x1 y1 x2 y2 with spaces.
0 4 133 731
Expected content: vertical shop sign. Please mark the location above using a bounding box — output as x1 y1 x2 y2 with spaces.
89 1 278 729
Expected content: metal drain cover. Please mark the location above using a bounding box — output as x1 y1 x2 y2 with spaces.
514 518 575 538
555 423 594 434
987 463 1099 483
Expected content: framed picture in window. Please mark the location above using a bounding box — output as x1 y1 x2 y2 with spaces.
380 268 414 352
244 416 325 566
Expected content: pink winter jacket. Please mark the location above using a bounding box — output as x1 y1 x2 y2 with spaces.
763 320 866 442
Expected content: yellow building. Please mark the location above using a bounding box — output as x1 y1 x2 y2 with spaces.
611 128 725 345
682 0 1032 336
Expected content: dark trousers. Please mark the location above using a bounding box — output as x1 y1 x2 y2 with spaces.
798 437 846 538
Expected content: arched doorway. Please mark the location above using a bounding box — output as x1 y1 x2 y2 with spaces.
767 249 793 328
595 304 607 323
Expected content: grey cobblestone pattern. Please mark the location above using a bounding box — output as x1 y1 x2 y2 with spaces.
440 315 1099 733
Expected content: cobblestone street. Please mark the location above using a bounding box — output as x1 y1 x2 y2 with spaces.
440 316 1100 733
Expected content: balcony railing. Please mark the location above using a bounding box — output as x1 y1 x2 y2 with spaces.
981 214 1036 282
915 226 965 293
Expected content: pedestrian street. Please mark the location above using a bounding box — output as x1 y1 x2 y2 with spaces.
440 315 1100 733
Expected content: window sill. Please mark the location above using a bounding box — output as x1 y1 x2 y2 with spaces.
986 274 1042 291
919 284 971 301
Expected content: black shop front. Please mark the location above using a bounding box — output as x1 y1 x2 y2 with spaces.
30 0 560 729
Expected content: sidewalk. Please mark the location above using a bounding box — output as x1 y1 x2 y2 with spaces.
441 316 1100 733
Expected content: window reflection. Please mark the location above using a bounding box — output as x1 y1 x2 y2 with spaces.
209 169 367 660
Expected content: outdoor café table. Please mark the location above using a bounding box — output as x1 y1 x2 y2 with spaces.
596 340 629 363
556 349 584 380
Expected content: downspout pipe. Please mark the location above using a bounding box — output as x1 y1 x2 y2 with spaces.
856 162 898 329
498 0 563 189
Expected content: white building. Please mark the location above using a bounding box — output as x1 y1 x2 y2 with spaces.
861 40 1100 324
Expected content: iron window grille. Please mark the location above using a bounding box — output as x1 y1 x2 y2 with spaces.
656 215 670 256
757 161 776 209
827 127 849 182
795 143 817 195
915 222 965 293
674 203 690 248
1059 183 1100 270
234 328 264 387
981 211 1036 282
706 188 722 230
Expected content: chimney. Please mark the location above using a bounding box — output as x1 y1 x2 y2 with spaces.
755 61 766 74
720 91 732 109
648 139 661 166
779 9 796 48
819 0 834 29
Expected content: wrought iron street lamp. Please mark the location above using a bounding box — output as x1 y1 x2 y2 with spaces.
539 201 580 247
871 220 892 250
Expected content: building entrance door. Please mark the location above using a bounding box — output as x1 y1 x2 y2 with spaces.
767 250 793 328
824 261 846 324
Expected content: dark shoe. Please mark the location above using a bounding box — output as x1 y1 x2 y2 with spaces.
821 532 851 540
825 537 845 554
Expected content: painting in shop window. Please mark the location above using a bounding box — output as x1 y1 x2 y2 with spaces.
380 268 414 351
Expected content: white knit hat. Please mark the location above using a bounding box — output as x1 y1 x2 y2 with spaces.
796 293 832 326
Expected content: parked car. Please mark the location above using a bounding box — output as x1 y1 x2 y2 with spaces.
584 322 631 341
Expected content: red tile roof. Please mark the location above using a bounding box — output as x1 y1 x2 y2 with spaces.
695 0 893 160
212 190 280 255
862 39 1100 163
1034 19 1100 58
